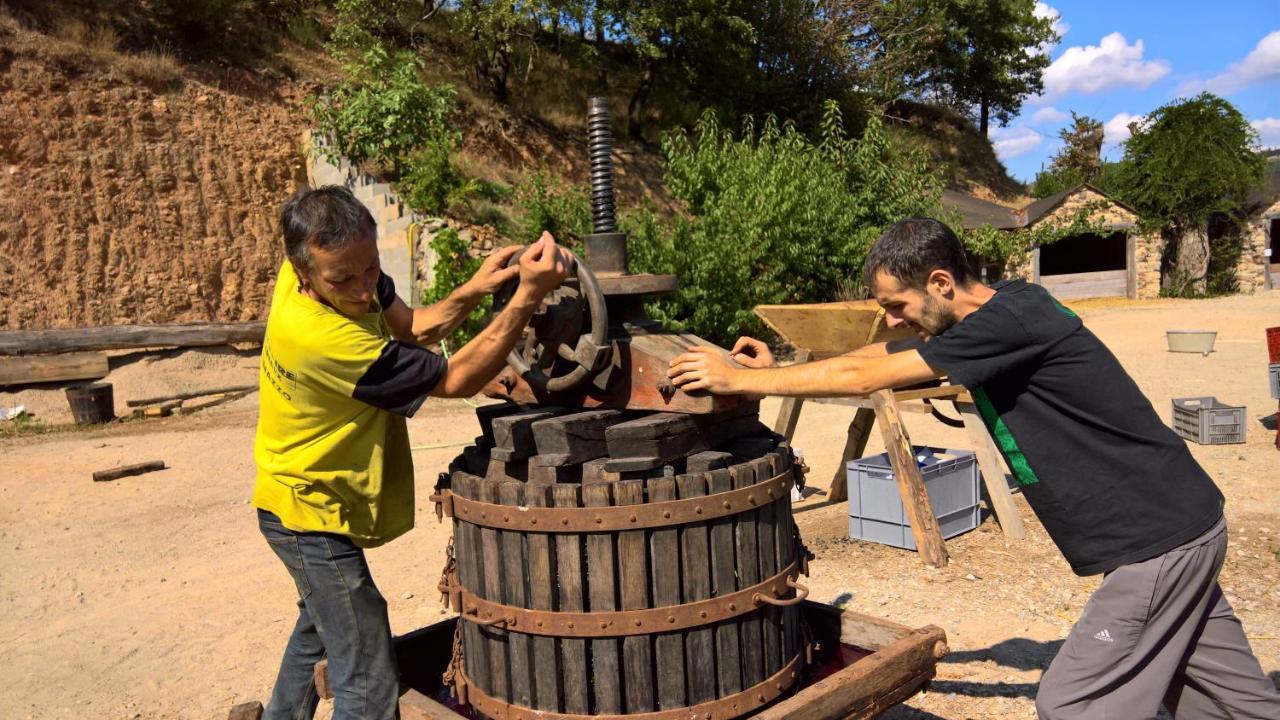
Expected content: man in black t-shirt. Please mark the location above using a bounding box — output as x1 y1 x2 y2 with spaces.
668 218 1279 718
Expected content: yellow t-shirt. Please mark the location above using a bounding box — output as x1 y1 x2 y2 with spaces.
252 261 446 547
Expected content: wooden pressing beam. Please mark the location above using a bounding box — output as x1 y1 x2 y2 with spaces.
0 352 109 386
0 322 266 356
871 390 948 568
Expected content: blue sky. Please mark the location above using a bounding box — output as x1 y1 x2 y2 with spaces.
990 1 1280 182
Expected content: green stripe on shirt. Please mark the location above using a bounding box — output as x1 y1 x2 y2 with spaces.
972 386 1041 487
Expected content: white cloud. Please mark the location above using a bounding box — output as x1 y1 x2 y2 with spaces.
1179 30 1280 96
1031 2 1069 56
1042 32 1171 98
1030 106 1069 125
990 126 1045 159
1253 118 1280 149
1103 112 1145 148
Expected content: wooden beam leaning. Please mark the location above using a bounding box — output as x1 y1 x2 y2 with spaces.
0 352 109 386
0 322 266 355
870 390 949 568
956 402 1025 540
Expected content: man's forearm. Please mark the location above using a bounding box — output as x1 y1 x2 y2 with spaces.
731 351 940 398
412 283 486 345
436 292 540 396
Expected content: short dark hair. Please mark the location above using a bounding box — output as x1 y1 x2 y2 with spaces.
863 218 974 290
280 185 376 269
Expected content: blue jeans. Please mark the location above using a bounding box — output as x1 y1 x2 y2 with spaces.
258 510 399 720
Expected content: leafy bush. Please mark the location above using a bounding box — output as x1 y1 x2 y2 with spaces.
633 101 943 345
420 228 489 346
512 171 593 250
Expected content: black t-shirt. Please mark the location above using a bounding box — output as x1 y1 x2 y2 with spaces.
918 280 1224 576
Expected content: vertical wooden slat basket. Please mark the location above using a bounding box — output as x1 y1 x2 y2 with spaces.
435 408 809 720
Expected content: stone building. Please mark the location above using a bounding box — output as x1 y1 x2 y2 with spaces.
943 184 1161 300
1236 159 1280 293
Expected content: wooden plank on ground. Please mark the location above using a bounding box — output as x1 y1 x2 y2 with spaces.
956 402 1025 540
677 473 716 705
871 390 948 568
552 484 589 714
0 352 108 385
92 460 165 482
583 482 622 713
616 479 655 712
647 476 686 710
125 384 257 407
0 322 266 356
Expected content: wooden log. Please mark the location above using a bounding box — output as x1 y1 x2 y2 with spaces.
580 457 620 483
583 482 622 713
92 460 166 482
754 456 783 675
477 477 510 700
0 322 266 356
871 390 948 568
615 479 655 712
523 483 560 711
0 352 108 386
647 476 686 710
551 484 590 714
531 409 624 466
707 468 742 697
731 462 765 689
605 413 705 472
475 402 521 446
828 407 875 503
498 481 533 709
125 384 257 407
771 348 811 439
491 408 562 462
452 475 490 699
957 401 1026 540
676 473 715 705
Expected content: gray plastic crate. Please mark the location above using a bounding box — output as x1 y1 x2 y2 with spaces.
847 447 981 551
1171 397 1246 445
1269 363 1279 400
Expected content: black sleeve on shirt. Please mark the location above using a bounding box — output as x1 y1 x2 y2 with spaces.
917 303 1043 389
352 340 447 417
376 272 397 313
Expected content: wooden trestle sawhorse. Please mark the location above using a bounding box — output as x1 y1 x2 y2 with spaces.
754 301 1026 568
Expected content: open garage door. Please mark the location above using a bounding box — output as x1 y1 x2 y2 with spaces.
1037 231 1130 299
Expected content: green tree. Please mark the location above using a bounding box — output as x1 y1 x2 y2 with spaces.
925 0 1058 135
1050 112 1103 180
1111 93 1265 294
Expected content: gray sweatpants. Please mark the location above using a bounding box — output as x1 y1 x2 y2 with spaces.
1036 517 1280 719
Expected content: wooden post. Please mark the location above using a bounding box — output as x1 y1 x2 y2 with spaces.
956 402 1025 539
827 408 876 504
870 390 948 568
772 349 811 440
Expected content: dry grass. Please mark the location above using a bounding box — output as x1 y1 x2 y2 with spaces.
28 17 185 91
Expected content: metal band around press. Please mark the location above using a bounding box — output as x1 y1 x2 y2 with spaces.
439 468 794 533
458 652 802 720
454 561 801 637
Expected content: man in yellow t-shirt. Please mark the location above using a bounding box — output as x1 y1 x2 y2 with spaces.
253 185 569 720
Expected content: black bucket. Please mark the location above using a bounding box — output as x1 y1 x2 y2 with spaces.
66 382 116 424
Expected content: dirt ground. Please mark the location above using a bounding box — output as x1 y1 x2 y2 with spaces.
2 292 1278 720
